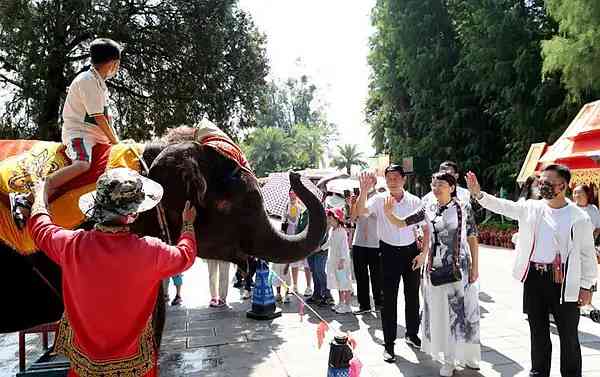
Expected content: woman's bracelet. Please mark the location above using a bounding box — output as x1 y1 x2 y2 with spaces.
181 221 195 234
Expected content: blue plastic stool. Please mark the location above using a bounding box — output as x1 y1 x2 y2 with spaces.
246 260 282 320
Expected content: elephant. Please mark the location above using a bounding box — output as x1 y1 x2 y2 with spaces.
0 131 327 344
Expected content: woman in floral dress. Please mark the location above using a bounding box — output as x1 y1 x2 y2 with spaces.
421 171 481 377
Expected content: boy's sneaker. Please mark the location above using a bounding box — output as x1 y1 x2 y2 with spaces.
304 287 313 297
9 192 32 230
171 295 182 306
405 335 422 349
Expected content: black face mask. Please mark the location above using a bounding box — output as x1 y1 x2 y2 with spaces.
539 181 560 200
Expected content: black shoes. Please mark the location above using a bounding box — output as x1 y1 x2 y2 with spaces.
383 345 396 363
405 335 422 349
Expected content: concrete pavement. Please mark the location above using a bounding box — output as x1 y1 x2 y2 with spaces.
2 245 600 376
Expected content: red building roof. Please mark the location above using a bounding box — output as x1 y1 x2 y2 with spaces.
539 100 600 170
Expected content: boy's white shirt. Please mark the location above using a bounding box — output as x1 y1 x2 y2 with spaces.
62 66 114 145
477 192 598 303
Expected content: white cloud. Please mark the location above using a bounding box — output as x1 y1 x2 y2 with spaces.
238 0 376 157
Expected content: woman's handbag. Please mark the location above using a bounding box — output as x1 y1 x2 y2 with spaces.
430 263 462 286
428 200 463 287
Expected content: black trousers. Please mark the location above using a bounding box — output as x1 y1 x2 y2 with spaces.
524 265 581 377
235 257 258 291
380 241 421 350
352 245 383 310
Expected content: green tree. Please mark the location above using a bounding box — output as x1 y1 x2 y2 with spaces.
256 74 336 138
241 127 293 177
330 144 367 175
0 0 268 140
542 0 600 95
291 124 328 169
366 0 598 190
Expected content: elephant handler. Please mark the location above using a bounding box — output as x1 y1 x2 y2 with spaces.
27 168 197 377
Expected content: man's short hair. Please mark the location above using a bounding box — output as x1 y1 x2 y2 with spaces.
439 161 459 175
384 164 405 177
90 38 122 65
542 164 571 184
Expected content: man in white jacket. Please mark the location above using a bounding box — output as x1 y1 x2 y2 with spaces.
466 164 597 377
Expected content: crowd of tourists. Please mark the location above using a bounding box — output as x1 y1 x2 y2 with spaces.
263 160 598 377
11 37 599 377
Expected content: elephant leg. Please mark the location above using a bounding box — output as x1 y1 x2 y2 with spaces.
0 247 63 333
152 283 166 348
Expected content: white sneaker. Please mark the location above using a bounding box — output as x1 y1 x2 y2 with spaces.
439 364 455 377
335 304 352 314
304 287 313 297
465 361 480 370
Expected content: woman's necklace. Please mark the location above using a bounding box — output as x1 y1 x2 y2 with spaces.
94 223 130 233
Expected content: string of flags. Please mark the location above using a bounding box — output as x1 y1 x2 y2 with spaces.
268 268 363 376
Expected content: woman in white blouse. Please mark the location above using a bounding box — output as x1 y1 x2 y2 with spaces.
573 184 600 239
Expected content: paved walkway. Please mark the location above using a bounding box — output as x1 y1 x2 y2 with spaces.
2 246 600 376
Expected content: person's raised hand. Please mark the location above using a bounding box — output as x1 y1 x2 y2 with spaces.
465 171 482 198
383 196 396 217
182 200 197 224
359 172 371 191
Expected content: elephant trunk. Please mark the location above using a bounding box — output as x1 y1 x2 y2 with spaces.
249 172 327 263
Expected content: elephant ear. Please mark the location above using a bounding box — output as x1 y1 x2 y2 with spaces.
149 143 207 207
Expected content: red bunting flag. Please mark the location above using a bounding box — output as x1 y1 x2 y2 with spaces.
299 301 305 322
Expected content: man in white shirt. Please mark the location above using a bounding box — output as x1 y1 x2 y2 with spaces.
466 164 597 377
355 164 430 362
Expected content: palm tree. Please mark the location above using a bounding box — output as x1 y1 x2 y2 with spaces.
242 128 293 177
331 144 367 175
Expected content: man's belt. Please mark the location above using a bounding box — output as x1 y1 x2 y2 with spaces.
530 262 553 272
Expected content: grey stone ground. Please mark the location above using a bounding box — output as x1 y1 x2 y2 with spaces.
2 245 600 377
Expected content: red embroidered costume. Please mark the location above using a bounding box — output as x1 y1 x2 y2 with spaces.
28 213 196 376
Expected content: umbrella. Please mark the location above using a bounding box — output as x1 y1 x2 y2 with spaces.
326 178 359 195
261 172 324 218
316 172 349 190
